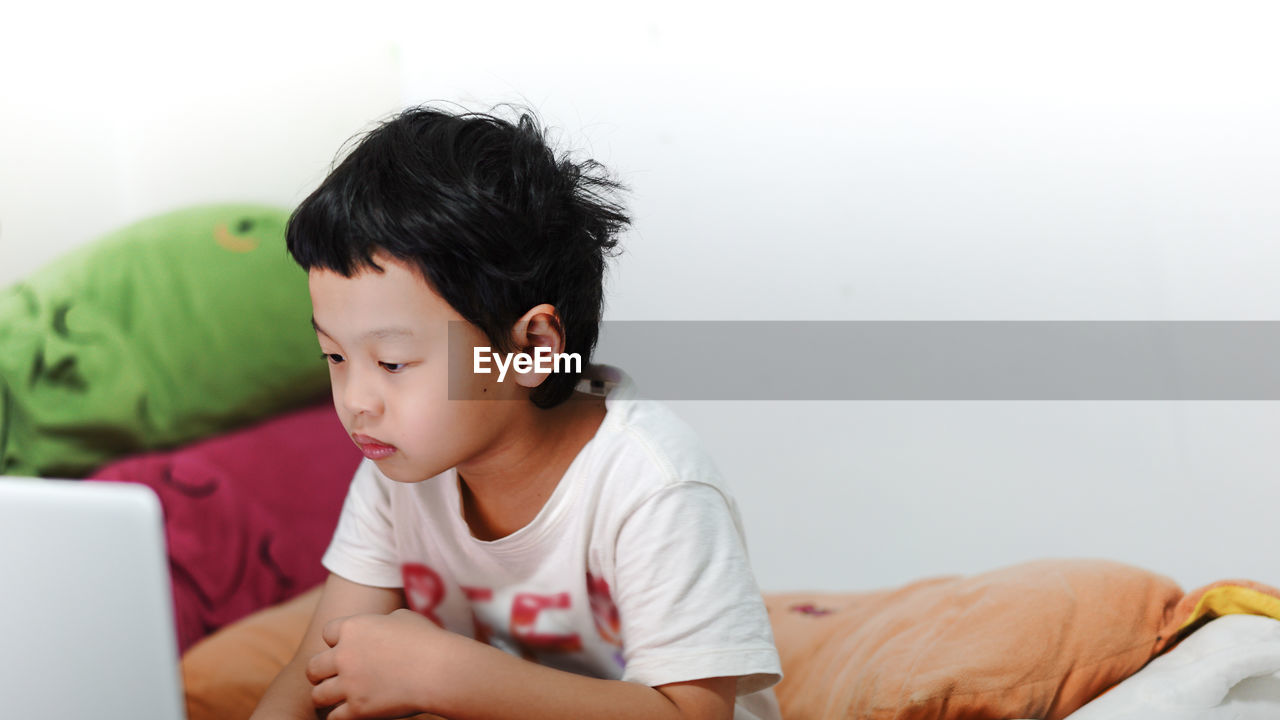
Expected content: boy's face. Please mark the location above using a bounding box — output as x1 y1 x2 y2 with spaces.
308 253 511 483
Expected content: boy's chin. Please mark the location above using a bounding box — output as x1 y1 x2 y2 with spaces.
373 458 436 484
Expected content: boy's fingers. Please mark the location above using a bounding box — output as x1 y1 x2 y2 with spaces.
322 616 346 648
310 675 345 710
305 649 338 685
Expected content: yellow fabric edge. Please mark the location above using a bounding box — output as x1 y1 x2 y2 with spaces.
1177 585 1280 632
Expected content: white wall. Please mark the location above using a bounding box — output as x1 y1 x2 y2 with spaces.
4 1 1279 593
0 4 403 287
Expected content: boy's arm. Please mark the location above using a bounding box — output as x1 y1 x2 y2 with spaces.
306 607 737 720
249 572 405 720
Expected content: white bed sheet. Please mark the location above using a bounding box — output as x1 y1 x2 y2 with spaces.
1062 614 1280 720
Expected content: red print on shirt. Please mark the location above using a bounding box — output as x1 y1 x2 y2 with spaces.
586 572 622 647
511 592 583 653
461 586 494 645
402 563 445 626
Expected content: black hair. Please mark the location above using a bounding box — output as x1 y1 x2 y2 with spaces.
287 104 629 408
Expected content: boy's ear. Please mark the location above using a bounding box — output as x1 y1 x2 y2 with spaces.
509 304 565 389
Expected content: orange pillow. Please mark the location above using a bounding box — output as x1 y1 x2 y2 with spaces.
765 558 1183 720
181 586 320 720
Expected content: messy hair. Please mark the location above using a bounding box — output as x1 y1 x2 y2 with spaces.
287 104 629 408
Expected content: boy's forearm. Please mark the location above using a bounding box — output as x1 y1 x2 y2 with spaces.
249 657 320 720
421 637 731 720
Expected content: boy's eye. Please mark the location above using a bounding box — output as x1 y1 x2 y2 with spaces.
322 353 345 365
380 362 407 373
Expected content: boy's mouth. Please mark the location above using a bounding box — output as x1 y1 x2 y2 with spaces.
352 433 397 460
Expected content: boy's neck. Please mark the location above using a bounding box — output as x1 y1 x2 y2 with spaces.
455 391 607 541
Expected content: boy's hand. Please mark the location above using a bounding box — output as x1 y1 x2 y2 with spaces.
305 604 736 720
306 608 454 720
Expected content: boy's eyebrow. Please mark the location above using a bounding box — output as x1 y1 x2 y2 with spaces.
310 316 414 341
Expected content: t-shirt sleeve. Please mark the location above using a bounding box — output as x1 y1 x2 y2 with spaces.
612 481 782 696
321 459 403 588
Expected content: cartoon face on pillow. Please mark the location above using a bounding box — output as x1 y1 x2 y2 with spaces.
0 204 328 477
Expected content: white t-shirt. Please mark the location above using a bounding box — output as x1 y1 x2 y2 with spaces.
322 366 783 719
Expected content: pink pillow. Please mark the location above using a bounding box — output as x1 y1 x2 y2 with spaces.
90 402 359 652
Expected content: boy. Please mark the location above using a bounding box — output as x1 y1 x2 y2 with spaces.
250 106 782 720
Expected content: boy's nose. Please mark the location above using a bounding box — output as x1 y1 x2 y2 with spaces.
342 368 383 416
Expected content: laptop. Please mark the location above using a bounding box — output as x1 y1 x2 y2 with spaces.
0 477 187 719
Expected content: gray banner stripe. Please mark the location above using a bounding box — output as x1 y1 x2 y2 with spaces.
449 321 1280 400
586 321 1280 400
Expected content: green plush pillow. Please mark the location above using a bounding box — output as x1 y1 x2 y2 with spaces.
0 204 328 477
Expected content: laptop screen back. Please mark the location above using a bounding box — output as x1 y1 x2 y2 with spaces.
0 477 186 719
